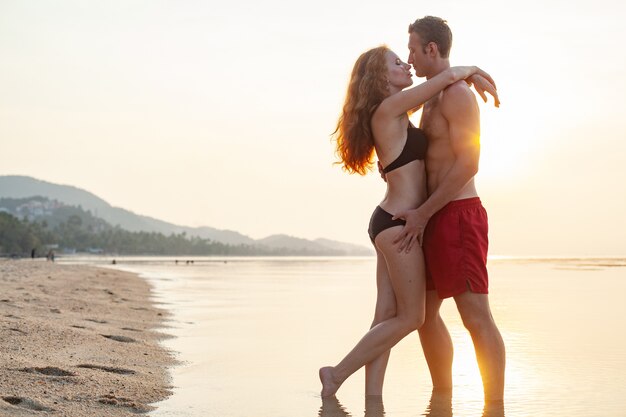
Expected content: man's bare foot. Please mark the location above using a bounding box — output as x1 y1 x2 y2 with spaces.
319 366 341 397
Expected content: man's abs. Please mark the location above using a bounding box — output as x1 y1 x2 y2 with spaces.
421 95 478 200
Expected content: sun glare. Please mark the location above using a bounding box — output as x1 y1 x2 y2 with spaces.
450 330 483 386
477 110 530 183
450 328 539 409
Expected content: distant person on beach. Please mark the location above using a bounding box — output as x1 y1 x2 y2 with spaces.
319 40 498 397
387 16 505 404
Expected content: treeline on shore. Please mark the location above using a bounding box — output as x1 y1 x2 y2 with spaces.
0 210 333 257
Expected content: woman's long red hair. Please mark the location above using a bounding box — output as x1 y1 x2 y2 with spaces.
333 46 390 175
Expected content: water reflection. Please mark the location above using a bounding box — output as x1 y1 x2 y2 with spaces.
318 396 350 417
318 392 504 417
423 390 452 417
364 395 385 417
481 401 505 417
317 395 386 417
424 389 505 417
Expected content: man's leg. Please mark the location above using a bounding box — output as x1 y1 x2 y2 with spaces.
418 290 453 390
482 400 505 417
423 388 452 416
454 291 505 403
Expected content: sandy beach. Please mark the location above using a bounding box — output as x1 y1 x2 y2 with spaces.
0 260 175 416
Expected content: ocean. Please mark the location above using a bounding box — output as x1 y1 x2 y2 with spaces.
61 256 626 416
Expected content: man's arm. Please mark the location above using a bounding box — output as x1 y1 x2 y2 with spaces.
392 82 481 252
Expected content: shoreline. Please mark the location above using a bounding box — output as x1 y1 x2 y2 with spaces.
0 259 176 416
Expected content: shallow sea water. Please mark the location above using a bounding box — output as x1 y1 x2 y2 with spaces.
63 256 626 416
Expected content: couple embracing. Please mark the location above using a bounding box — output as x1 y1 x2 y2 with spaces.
320 16 506 406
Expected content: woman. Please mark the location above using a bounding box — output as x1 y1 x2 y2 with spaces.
319 45 496 397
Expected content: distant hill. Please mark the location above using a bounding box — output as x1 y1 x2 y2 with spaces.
257 235 372 256
0 175 373 255
0 176 253 245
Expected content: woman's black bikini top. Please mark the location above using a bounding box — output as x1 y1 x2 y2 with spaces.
382 123 428 173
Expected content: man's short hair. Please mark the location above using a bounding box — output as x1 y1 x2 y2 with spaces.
408 16 453 58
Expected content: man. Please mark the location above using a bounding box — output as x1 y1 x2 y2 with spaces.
393 16 506 404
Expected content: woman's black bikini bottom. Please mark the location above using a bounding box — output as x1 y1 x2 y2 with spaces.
368 206 406 244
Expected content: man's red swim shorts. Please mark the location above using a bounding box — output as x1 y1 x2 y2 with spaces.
423 197 489 299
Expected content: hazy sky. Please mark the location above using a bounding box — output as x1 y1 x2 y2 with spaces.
1 0 625 256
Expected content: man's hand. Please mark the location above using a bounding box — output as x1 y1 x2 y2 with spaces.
467 74 500 108
377 161 387 183
392 208 430 253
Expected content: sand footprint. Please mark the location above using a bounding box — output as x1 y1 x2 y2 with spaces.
20 367 77 377
98 394 149 413
121 327 142 332
101 334 136 343
85 318 107 324
2 396 55 412
77 364 136 375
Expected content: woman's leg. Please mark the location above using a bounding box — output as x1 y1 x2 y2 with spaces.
320 227 426 397
365 248 397 396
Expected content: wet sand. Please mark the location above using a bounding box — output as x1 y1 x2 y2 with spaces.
0 259 175 416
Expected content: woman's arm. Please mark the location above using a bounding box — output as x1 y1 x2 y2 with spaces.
467 74 500 107
377 66 492 118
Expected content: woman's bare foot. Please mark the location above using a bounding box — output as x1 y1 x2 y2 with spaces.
319 366 341 397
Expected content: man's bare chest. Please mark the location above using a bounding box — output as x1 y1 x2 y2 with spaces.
420 100 448 143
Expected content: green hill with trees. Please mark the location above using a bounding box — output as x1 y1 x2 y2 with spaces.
0 176 373 255
0 199 341 257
